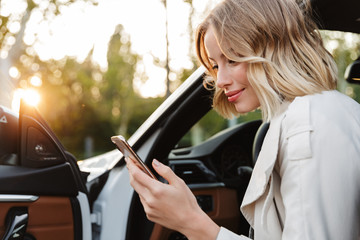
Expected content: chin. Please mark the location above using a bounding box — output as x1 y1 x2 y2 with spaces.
234 104 259 114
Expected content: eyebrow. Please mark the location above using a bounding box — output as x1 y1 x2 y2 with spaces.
208 53 226 62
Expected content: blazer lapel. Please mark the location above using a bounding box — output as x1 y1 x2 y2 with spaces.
241 106 287 226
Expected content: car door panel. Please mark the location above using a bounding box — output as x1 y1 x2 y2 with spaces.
0 196 75 240
0 163 78 196
193 188 240 231
0 102 89 239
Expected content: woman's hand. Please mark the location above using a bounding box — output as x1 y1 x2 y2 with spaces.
125 158 220 240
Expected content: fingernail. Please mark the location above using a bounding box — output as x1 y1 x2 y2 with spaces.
153 159 160 167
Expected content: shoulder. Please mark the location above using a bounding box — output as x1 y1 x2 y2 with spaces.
278 90 360 160
283 90 360 129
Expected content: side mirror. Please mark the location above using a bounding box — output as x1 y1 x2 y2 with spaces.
345 57 360 84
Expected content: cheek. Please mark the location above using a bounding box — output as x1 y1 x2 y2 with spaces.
247 85 260 105
236 87 260 113
241 68 249 83
232 65 248 84
248 90 260 103
251 93 261 109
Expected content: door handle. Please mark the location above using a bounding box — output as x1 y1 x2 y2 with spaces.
2 208 28 240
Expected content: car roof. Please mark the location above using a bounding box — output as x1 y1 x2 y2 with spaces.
311 0 360 33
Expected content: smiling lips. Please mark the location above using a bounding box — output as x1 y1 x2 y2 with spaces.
225 89 244 102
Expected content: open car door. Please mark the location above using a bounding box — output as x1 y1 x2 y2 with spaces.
0 102 91 240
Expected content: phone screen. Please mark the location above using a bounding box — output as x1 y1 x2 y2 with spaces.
111 135 157 179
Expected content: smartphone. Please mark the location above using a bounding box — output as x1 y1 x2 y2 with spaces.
111 135 157 179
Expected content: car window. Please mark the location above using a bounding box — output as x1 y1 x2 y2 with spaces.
176 108 261 148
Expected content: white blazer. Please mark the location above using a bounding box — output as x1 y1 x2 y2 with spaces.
217 90 360 240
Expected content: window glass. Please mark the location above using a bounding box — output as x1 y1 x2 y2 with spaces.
177 108 261 148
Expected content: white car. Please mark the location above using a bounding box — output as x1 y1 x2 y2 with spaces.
0 0 359 239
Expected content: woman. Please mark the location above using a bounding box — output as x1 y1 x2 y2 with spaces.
126 0 360 239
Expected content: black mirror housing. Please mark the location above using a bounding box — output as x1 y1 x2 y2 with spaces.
345 57 360 84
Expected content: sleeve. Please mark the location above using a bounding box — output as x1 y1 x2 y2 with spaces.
278 97 360 240
216 227 251 240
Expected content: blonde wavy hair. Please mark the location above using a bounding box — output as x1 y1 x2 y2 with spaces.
196 0 337 121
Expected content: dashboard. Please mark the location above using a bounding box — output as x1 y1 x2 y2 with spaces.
167 120 261 187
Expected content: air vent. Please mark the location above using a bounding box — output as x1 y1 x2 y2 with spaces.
169 160 217 184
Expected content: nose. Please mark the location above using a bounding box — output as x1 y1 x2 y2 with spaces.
216 66 231 89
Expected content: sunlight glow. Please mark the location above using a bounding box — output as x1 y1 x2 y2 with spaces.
11 88 41 113
30 75 42 87
20 0 221 97
8 66 20 79
3 0 222 98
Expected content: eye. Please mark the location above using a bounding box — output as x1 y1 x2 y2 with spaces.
228 59 236 64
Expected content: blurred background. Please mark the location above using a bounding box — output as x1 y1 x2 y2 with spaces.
0 0 359 159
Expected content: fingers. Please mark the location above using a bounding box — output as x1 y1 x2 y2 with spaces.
125 157 154 196
126 157 186 201
126 159 164 220
152 159 184 187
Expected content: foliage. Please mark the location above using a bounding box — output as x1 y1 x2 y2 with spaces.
0 0 98 58
3 18 161 159
37 57 117 159
102 25 139 138
34 25 163 159
321 31 360 102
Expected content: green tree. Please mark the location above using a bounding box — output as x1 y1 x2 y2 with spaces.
0 0 97 108
36 24 159 159
34 53 115 159
1 0 163 159
321 31 360 101
102 25 140 138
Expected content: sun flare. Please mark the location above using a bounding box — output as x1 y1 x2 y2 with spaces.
11 88 41 113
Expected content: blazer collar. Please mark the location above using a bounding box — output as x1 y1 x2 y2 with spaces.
241 102 289 225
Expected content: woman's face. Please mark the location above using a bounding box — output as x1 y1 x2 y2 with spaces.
204 27 260 114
